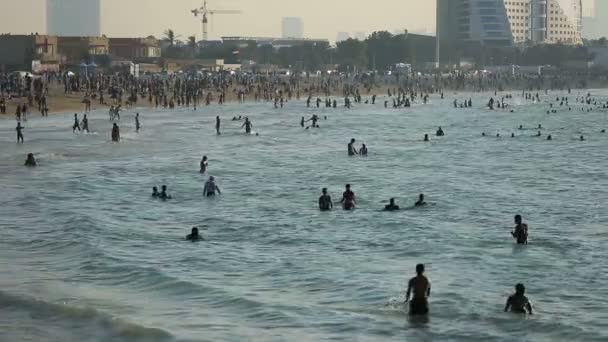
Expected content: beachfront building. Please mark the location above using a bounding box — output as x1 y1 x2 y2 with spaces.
281 17 304 39
437 0 583 63
109 37 162 63
0 34 59 71
47 0 101 37
57 36 109 64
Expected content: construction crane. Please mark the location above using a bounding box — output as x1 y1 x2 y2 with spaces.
191 0 241 42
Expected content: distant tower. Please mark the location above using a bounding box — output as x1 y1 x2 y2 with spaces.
281 17 304 39
47 0 101 36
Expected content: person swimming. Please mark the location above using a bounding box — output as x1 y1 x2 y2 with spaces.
504 283 532 314
511 214 528 244
547 135 552 140
359 144 368 156
348 139 358 156
341 184 356 210
384 198 400 211
152 186 159 198
200 156 208 174
186 227 203 241
318 188 333 211
580 135 585 141
203 176 221 197
24 153 36 167
159 185 172 200
436 127 445 136
405 263 431 316
424 134 429 142
415 194 426 207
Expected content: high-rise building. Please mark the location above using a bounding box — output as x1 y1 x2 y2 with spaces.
281 17 304 39
437 0 583 62
47 0 101 37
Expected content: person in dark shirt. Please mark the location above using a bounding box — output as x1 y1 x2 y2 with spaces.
25 153 37 167
511 214 528 244
504 283 532 314
159 185 172 200
186 227 203 241
384 198 400 211
152 187 159 198
406 264 431 316
318 188 333 211
348 139 358 156
415 194 426 207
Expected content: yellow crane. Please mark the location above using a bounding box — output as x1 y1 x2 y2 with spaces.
191 0 241 41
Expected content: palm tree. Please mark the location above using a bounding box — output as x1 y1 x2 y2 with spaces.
164 29 176 47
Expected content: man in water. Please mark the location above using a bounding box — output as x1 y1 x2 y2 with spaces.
216 116 221 135
159 185 172 200
111 123 120 142
203 176 221 197
318 188 333 211
16 122 24 143
405 264 431 316
504 283 532 314
242 117 253 134
72 113 81 132
385 198 400 211
341 184 356 210
511 214 528 244
424 134 429 142
414 194 427 207
25 153 37 167
436 127 445 136
359 144 368 156
200 156 208 174
82 114 89 133
152 187 159 198
186 227 202 241
135 113 140 133
348 139 358 156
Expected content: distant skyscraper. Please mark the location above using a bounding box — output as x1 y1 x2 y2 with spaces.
336 32 350 42
281 17 304 39
47 0 101 36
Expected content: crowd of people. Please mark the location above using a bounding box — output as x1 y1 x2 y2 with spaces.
9 66 608 319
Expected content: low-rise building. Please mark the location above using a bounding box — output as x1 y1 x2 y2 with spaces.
109 37 161 62
57 36 109 64
0 34 59 71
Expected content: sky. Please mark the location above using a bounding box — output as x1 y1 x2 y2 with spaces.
0 0 595 41
0 0 435 41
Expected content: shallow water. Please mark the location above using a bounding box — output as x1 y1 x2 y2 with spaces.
1 90 608 342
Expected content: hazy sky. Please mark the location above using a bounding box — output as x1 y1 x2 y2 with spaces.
0 0 435 41
0 0 594 41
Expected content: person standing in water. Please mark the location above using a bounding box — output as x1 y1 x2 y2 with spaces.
72 113 81 132
384 198 400 211
200 156 208 174
405 263 431 316
82 114 89 133
504 283 532 314
359 144 368 156
348 139 358 156
318 188 333 211
111 123 120 142
415 194 426 207
511 214 528 244
186 227 202 241
341 184 356 210
135 113 140 133
242 117 253 134
216 116 221 135
16 122 24 143
203 176 221 197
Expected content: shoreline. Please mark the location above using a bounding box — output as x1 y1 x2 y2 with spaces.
3 82 608 120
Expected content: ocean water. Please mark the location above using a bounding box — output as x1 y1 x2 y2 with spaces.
1 90 607 342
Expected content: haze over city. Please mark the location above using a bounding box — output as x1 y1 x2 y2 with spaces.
1 0 436 40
